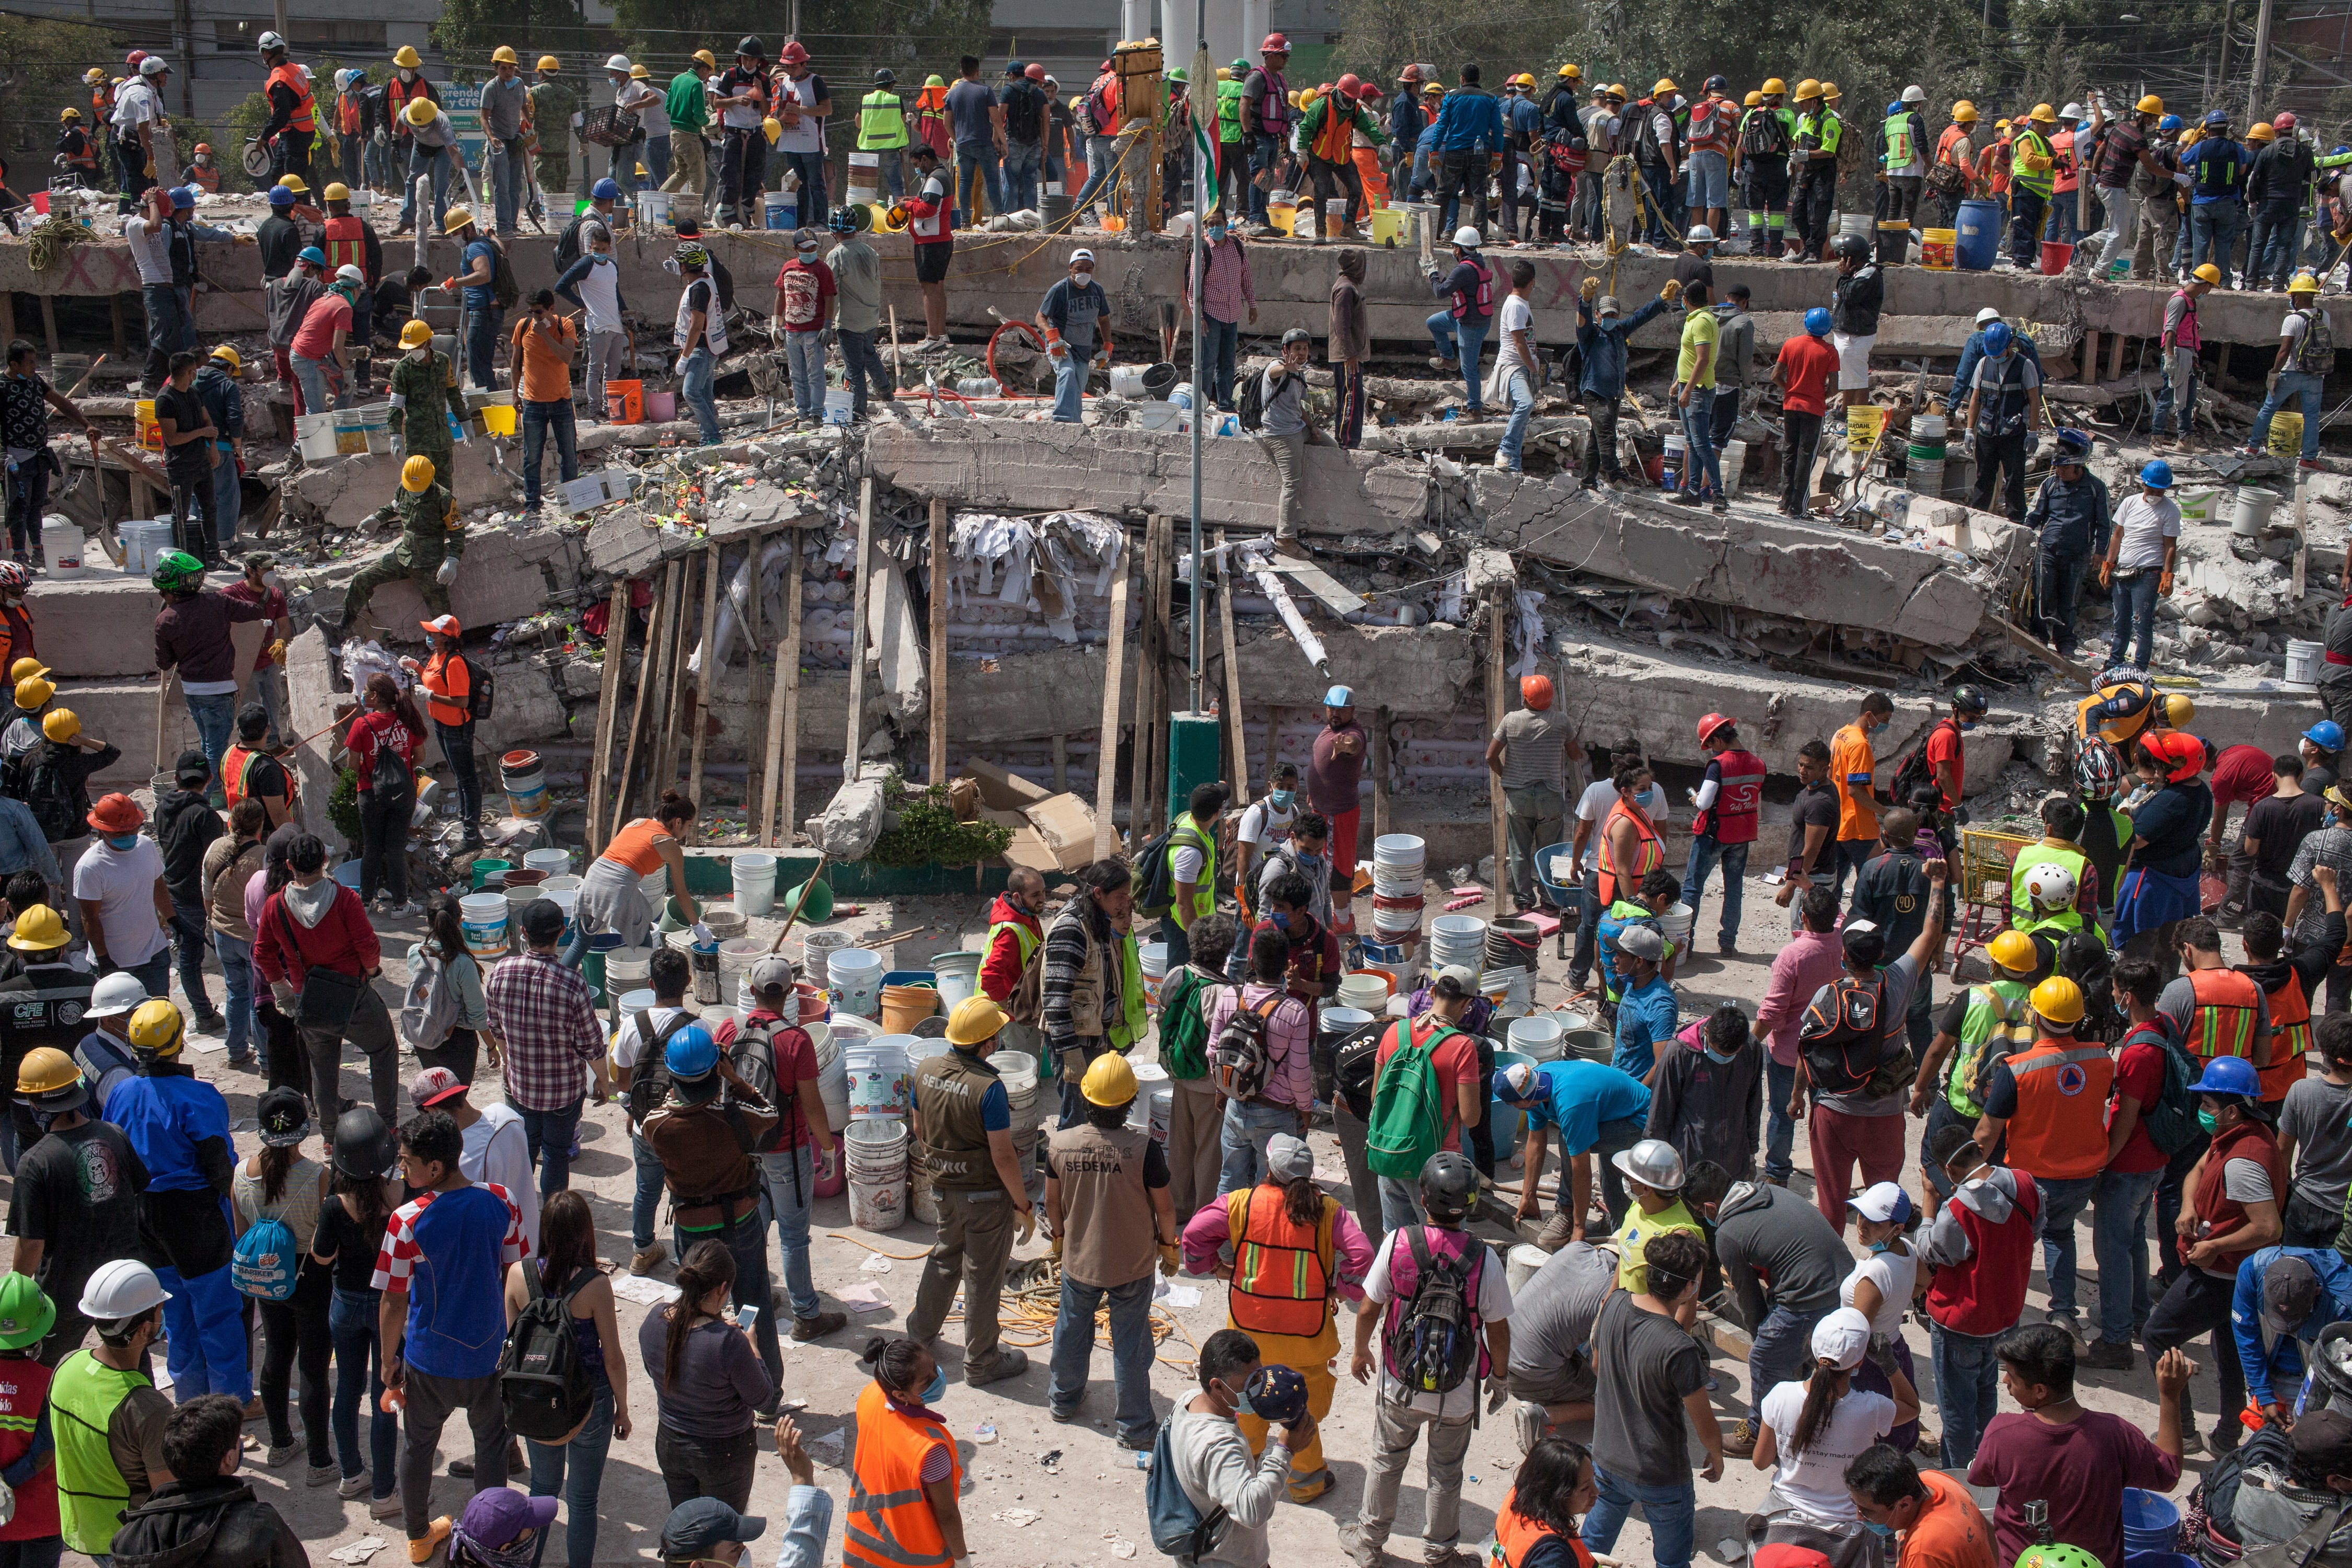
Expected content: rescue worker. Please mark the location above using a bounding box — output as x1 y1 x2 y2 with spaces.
319 182 382 348
56 108 99 186
184 141 219 194
2155 267 2217 451
1298 76 1388 242
2139 116 2188 282
107 998 249 1406
256 31 315 190
404 615 482 850
977 864 1046 1067
858 68 909 200
1911 928 2046 1206
52 1259 174 1558
2249 271 2334 469
2013 849 2090 939
2077 672 2192 752
529 57 575 198
1932 101 1981 227
0 904 96 1170
338 455 462 630
2009 104 2060 268
1681 711 1763 953
218 702 296 830
2025 428 2109 657
905 996 1034 1387
1159 782 1225 972
387 52 447 236
2155 916 2272 1276
2239 890 2341 1112
1738 78 1794 253
1791 80 1841 261
1964 321 2047 526
844 1338 972 1568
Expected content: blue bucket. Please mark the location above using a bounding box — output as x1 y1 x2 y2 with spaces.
2122 1490 2181 1554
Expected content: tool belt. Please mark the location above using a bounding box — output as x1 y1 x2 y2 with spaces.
668 1180 763 1232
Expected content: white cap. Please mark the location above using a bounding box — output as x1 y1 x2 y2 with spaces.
1811 1307 1873 1370
1453 226 1483 249
1686 224 1716 244
1846 1180 1915 1225
1437 963 1480 991
1901 85 1926 103
86 970 149 1020
1070 248 1096 264
1975 306 2003 325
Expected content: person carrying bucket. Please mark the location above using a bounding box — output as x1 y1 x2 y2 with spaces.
568 788 699 965
401 616 483 851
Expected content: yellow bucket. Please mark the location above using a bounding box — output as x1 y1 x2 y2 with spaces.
2268 411 2304 458
1370 207 1410 247
1267 201 1296 236
479 403 518 438
1920 228 1957 270
1846 403 1885 453
135 399 160 449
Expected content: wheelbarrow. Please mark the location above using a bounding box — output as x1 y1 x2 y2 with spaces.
1534 842 1583 962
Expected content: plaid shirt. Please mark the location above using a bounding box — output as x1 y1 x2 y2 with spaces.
484 950 605 1110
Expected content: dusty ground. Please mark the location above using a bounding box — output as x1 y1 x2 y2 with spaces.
6 868 2208 1568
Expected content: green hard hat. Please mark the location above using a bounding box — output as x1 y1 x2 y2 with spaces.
2015 1545 2103 1568
1231 57 1247 72
149 549 207 596
0 1274 55 1351
1168 67 1187 82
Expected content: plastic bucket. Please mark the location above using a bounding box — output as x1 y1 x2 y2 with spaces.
1659 902 1696 947
606 946 654 1001
1139 941 1170 1007
831 949 884 1019
2288 638 2324 684
1847 404 1885 453
1920 227 1956 269
2233 485 2282 537
1955 199 2003 270
764 192 798 230
812 1131 845 1198
524 848 571 878
908 1151 939 1225
1839 212 1872 238
780 877 833 923
844 1117 908 1230
500 750 548 818
846 1035 915 1119
732 851 778 917
1564 1025 1612 1062
581 931 626 999
879 983 938 1033
1509 1014 1565 1060
458 893 509 959
2122 1490 2181 1554
42 519 85 577
605 379 644 424
1875 218 1910 265
1722 439 1745 498
1662 430 1686 489
2040 239 2074 275
2269 411 2305 458
931 951 982 1010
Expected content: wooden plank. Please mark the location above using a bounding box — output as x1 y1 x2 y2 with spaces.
1128 516 1164 844
1372 703 1393 848
585 578 628 850
1093 542 1134 860
1214 528 1249 804
843 476 875 782
1263 554 1369 618
1987 613 2099 691
1486 586 1509 904
744 528 767 813
0 292 13 346
762 541 803 847
110 294 127 359
38 296 58 361
2105 331 2126 382
654 552 696 797
927 498 948 785
616 562 674 824
688 539 721 805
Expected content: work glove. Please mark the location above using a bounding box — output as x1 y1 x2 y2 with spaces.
272 982 297 1010
1867 1335 1901 1377
2269 369 2283 394
1159 1242 1181 1276
1014 1206 1036 1246
1484 1374 1511 1414
435 558 459 585
1580 275 1600 302
144 162 157 178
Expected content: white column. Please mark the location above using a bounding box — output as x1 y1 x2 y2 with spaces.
1239 0 1272 63
1121 0 1154 43
1163 0 1200 60
1205 0 1243 72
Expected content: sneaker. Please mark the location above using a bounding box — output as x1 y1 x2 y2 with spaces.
2046 1308 2083 1342
630 1243 667 1276
2302 458 2325 471
1119 1428 1154 1451
1050 1402 1086 1423
791 1310 847 1342
1512 1399 1547 1455
2081 1338 2137 1370
267 1442 299 1466
1671 490 1704 506
193 1010 227 1034
1535 1213 1577 1252
1428 354 1456 371
1711 498 1729 514
339 1471 372 1498
241 1398 265 1422
1337 1520 1386 1566
371 1494 403 1521
965 1346 1029 1386
1723 1417 1761 1457
308 1463 340 1487
1424 1549 1477 1567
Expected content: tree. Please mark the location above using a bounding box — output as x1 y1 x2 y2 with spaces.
0 14 112 186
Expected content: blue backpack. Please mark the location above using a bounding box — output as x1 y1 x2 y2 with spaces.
232 1214 301 1301
1145 1418 1226 1562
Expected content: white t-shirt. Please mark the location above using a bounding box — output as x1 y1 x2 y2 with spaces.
1758 1379 1896 1518
1839 1247 1918 1341
773 73 824 154
1235 798 1296 856
1575 779 1668 872
462 1104 540 1252
74 836 169 969
1362 1229 1514 1419
112 81 162 135
2112 493 2182 572
1493 294 1536 381
612 1003 696 1131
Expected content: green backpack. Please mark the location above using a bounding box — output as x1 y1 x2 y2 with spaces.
1365 1019 1459 1180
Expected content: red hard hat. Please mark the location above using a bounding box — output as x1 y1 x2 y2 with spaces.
126 49 146 65
1357 80 1384 99
778 40 810 64
2276 110 2300 131
1334 74 1361 95
1024 62 1045 80
1520 675 1554 710
1261 32 1290 52
1696 712 1737 746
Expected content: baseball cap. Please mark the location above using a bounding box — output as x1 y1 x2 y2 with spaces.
1846 1181 1913 1226
1241 1364 1309 1425
256 1086 309 1147
662 1497 767 1559
750 954 797 995
2264 1254 2323 1332
1614 924 1665 962
518 898 566 945
1069 247 1096 265
409 1066 469 1108
1265 1133 1313 1181
1437 964 1479 991
172 748 210 782
1493 1060 1540 1101
1810 1306 1873 1370
462 1489 559 1552
1841 919 1886 967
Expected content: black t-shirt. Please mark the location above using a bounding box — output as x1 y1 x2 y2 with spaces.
1787 779 1839 871
7 1119 147 1302
2246 792 2330 893
1 373 50 453
241 752 291 807
153 385 211 474
312 1192 389 1294
2306 762 2339 799
374 279 413 330
1671 253 1715 294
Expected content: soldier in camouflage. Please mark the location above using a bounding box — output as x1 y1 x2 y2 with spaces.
385 319 458 484
531 59 579 196
342 455 464 627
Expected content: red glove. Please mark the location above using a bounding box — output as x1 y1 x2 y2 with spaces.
441 276 458 292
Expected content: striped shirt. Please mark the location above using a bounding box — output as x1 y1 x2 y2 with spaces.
1494 708 1573 793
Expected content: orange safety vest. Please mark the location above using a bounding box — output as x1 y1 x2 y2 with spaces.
420 649 470 728
1595 798 1664 909
1495 1492 1598 1568
2254 966 2311 1103
222 743 298 812
322 214 370 280
387 76 429 135
269 62 317 134
340 89 363 136
2001 1035 2115 1182
188 163 220 192
2185 966 2263 1062
1225 1182 1335 1341
844 1381 959 1568
1310 98 1354 165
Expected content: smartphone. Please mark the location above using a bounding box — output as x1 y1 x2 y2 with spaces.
737 1304 761 1334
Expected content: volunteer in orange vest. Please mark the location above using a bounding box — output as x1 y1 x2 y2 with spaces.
1493 1433 1600 1568
1967 976 2114 1345
2240 895 2341 1114
319 182 382 345
1682 712 1765 955
1181 1130 1374 1505
219 704 297 829
2141 1054 2283 1446
185 143 220 193
2153 914 2272 1283
570 790 700 964
257 32 316 191
400 615 483 852
843 1335 969 1568
1593 754 1665 913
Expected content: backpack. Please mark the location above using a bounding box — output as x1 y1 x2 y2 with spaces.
1003 83 1043 143
1145 1416 1227 1561
498 1264 598 1444
1365 1019 1456 1178
1888 717 1957 812
400 944 464 1050
728 1016 797 1154
624 1008 699 1124
1798 975 1890 1097
464 656 495 721
230 1212 301 1301
490 244 520 312
1087 74 1121 138
1541 128 1587 185
2297 308 2336 375
1740 107 1791 159
367 724 411 795
780 266 824 328
21 747 84 845
1007 932 1048 1027
1237 363 1277 431
2130 1020 2205 1156
1332 1022 1383 1115
1132 817 1186 919
1387 1226 1483 1395
1159 971 1221 1081
1212 994 1283 1102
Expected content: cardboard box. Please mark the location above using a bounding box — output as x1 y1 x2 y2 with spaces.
1022 792 1099 871
959 758 1053 811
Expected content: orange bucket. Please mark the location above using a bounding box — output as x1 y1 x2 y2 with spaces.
605 379 644 424
879 983 938 1033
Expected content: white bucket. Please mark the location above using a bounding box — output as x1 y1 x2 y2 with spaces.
803 928 852 972
41 518 86 577
1373 834 1426 866
936 968 976 1008
2288 638 2324 685
2233 485 2282 537
615 987 658 1018
1839 211 1872 238
1508 1013 1565 1060
718 937 768 994
1914 413 1947 445
845 1035 914 1119
1140 941 1169 1007
1659 902 1696 947
606 946 653 994
1108 363 1154 398
118 518 174 575
1721 439 1745 498
458 892 509 959
1506 1242 1550 1294
1147 1086 1172 1143
731 852 778 917
524 848 571 878
636 189 672 227
830 948 884 1019
844 1118 908 1231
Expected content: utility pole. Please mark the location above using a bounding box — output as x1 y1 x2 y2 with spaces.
2250 0 2277 118
275 0 289 44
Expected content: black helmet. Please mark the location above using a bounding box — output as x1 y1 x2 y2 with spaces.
1419 1150 1479 1220
1832 233 1870 261
829 203 868 234
874 66 896 85
333 1106 398 1181
1952 684 1988 717
736 35 766 57
1704 74 1728 94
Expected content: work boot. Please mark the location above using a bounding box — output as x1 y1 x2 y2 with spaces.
407 1517 451 1566
1722 1417 1761 1457
791 1310 847 1342
1337 1521 1386 1564
630 1243 667 1276
2080 1338 2136 1370
1512 1399 1547 1455
965 1346 1029 1386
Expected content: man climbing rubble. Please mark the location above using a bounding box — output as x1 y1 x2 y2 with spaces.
339 456 462 633
384 320 457 498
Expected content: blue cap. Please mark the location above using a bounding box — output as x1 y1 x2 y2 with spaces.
592 177 620 201
1241 1364 1309 1424
1324 685 1354 707
664 1022 719 1079
2187 1055 2259 1097
268 185 295 206
170 187 194 207
2140 458 2174 490
296 245 325 266
1803 306 1831 336
1983 321 2013 355
2307 720 2345 752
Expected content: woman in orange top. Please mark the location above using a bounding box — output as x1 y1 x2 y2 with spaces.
845 1335 967 1568
1494 1434 1599 1568
575 787 699 958
1595 755 1665 909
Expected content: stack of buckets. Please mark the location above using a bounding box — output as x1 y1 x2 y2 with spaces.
500 752 548 818
829 948 884 1020
1908 413 1949 499
1429 914 1488 977
932 951 982 1009
1126 1061 1173 1146
1139 943 1171 1007
1662 430 1686 490
1371 835 1427 946
843 1032 915 1229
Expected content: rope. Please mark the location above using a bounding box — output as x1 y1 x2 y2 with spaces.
26 213 96 274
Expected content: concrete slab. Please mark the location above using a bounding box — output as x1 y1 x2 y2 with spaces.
49 678 204 790
283 441 521 529
317 527 589 642
30 573 275 683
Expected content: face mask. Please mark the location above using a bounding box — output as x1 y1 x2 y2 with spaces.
28 1108 57 1134
798 248 819 261
107 834 140 851
919 1366 948 1406
1225 1381 1255 1416
1269 910 1292 930
2198 1108 2221 1135
1704 1047 1737 1065
1207 227 1227 243
1862 1521 1896 1542
1297 850 1322 867
1868 1239 1893 1254
1957 720 1978 732
1270 789 1295 809
663 257 683 276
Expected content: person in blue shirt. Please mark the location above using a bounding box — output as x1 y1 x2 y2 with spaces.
1425 230 1497 411
2184 112 2249 288
1036 248 1110 425
1501 77 1546 241
0 795 59 896
72 971 150 1123
1412 113 1443 203
1388 66 1426 197
2023 429 2111 657
2232 1247 2352 1425
1573 279 1673 486
107 997 250 1405
444 206 503 392
1596 866 1681 1004
1431 64 1504 235
1610 923 1680 1087
1495 1057 1651 1249
1943 307 2041 414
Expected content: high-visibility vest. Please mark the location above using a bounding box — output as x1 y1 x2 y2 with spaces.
340 89 363 135
2251 964 2312 1103
52 1351 149 1555
323 214 370 280
2013 127 2057 197
387 75 430 135
1170 815 1217 923
1226 1182 1336 1341
1694 749 1765 845
845 1380 959 1568
188 163 220 192
986 917 1040 971
221 743 298 811
420 648 471 728
1106 933 1148 1051
2010 840 2088 932
858 89 908 150
1883 112 1916 169
1946 979 2036 1117
1595 798 1663 908
2185 966 2263 1061
1310 98 1354 164
269 62 317 134
1496 1492 1598 1568
2003 1035 2115 1181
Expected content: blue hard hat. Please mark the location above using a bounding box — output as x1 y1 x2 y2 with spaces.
592 178 620 201
1888 100 1903 115
2160 115 2184 133
170 186 195 207
2205 109 2231 127
664 1022 719 1080
2054 427 2091 457
2187 1055 2259 1098
2140 458 2175 489
2338 144 2351 155
1803 306 1832 336
1324 685 1355 707
297 245 326 266
2307 720 2346 752
1984 321 2013 354
268 185 295 206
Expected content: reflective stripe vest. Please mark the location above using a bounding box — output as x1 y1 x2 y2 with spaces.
1218 78 1244 142
1496 1492 1598 1568
420 648 470 727
269 62 317 134
53 1350 148 1554
322 214 370 280
0 1353 57 1539
1226 1181 1336 1341
2013 127 2057 197
387 75 430 135
1695 749 1765 846
222 744 297 811
1595 798 1663 907
2186 966 2263 1060
1310 98 1355 164
340 88 363 135
1797 109 1842 159
1946 978 2035 1117
1936 122 1973 171
985 917 1041 975
1106 933 1149 1051
858 89 908 150
845 1380 959 1568
1170 815 1217 923
2010 841 2088 932
188 163 220 193
1883 112 1916 169
2003 1035 2115 1181
2251 964 2311 1103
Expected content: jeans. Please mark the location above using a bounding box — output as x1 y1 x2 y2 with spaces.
1680 397 1722 498
1439 147 1490 236
2036 545 2091 655
168 895 214 1022
527 1374 615 1568
491 136 526 233
519 398 579 509
215 930 256 1062
358 783 412 904
1073 136 1116 214
519 1098 583 1200
2192 199 2245 286
1247 132 1283 221
1217 1098 1302 1196
609 141 642 201
1569 1115 1645 1231
1001 140 1042 213
2034 1173 2097 1319
2250 203 2303 290
290 353 339 417
777 149 826 218
759 1143 821 1323
1781 408 1823 513
257 1273 332 1465
1931 1321 2003 1467
2254 368 2326 460
183 690 235 793
1378 1175 1427 1234
1505 784 1568 908
329 1286 397 1497
1747 1299 1832 1422
955 147 1001 227
250 663 287 746
644 135 672 190
1052 346 1094 423
400 142 453 233
108 947 172 1001
2109 569 2161 671
681 347 720 443
464 304 503 392
1638 160 1678 244
1582 1467 1696 1568
785 331 826 420
400 1368 508 1538
1763 1059 1797 1180
1048 1272 1156 1443
2091 1164 2161 1345
654 1425 758 1513
2009 187 2048 267
1571 868 1601 985
140 283 186 387
1497 367 1536 470
3 449 49 562
210 446 241 552
298 986 400 1125
1205 317 1240 409
674 1207 782 1392
1679 839 1747 950
1427 311 1490 411
434 718 481 843
838 328 887 418
631 1130 665 1250
1710 386 1740 449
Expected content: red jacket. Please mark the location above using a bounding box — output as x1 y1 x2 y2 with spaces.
1927 1168 2040 1337
253 882 381 989
978 892 1042 1004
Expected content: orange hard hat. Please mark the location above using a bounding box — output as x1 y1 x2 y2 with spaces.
778 40 810 65
1520 675 1553 710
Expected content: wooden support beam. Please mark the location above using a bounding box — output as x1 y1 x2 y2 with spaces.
1486 586 1509 905
654 551 696 794
585 578 628 849
1093 543 1134 860
38 297 59 362
927 498 949 785
110 293 128 359
744 528 767 812
1215 528 1249 805
843 477 875 781
688 539 721 806
0 292 14 347
1372 704 1393 848
763 540 803 847
2080 330 2099 384
2105 331 2127 382
1053 734 1068 793
1128 517 1164 844
617 562 676 824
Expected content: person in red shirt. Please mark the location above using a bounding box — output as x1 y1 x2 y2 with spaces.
219 556 290 747
338 672 424 915
2083 958 2176 1370
1772 308 1840 517
2210 739 2284 869
902 144 953 347
1369 969 1482 1230
252 830 397 1123
772 232 836 424
1920 1122 2041 1468
1305 686 1368 927
1924 688 1986 819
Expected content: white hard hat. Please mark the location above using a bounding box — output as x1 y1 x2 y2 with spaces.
138 56 168 76
1686 223 1716 244
1975 306 2003 325
335 263 366 286
257 29 285 50
79 1258 171 1321
1611 1137 1687 1192
2059 101 2084 120
1452 225 1483 249
2022 860 2079 912
85 971 149 1020
1900 85 1926 104
605 53 632 73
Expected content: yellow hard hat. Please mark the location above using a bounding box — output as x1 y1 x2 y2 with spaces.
2029 975 2085 1027
1070 94 1087 111
1558 63 1581 79
1794 78 1822 100
2160 692 2197 727
762 117 782 144
1511 73 1535 89
1081 1051 1138 1108
399 319 433 350
1287 89 1303 109
127 998 185 1057
322 181 350 201
276 174 308 194
15 1046 81 1097
2291 271 2322 295
60 107 80 122
2249 121 2276 143
2030 102 2056 122
210 345 240 373
406 96 439 126
2136 94 2164 115
1424 82 1445 96
40 710 77 743
945 996 1006 1047
1299 87 1320 111
1761 77 1787 95
2192 262 2223 284
84 67 105 84
1652 77 1677 95
630 64 650 78
13 677 53 710
1745 91 1761 107
401 455 437 492
442 204 475 231
394 45 423 67
1822 81 1840 100
491 44 518 65
1952 100 1978 123
693 50 717 68
1216 67 1231 80
1988 929 2039 974
1607 83 1627 98
1996 119 2010 130
5 906 67 953
9 659 47 684
537 54 562 72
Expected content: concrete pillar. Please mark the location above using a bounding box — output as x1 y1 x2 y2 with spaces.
1162 0 1201 67
1240 0 1271 63
1122 0 1154 43
1205 0 1243 75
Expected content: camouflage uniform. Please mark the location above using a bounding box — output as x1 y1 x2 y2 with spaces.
529 78 579 195
343 479 464 624
385 348 457 482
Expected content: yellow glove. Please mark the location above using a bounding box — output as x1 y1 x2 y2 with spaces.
268 639 288 664
1159 1243 1181 1277
1661 278 1684 302
1016 1206 1036 1246
144 162 157 178
1046 1233 1063 1259
1579 275 1600 302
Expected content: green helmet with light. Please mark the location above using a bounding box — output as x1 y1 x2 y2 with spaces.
2015 1544 2103 1568
0 1274 55 1350
149 550 207 596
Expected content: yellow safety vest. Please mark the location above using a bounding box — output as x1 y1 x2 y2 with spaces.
2013 128 2057 197
858 89 908 150
1170 815 1217 924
